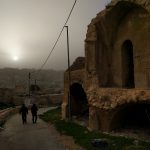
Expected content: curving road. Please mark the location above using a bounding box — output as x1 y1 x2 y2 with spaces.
0 107 66 150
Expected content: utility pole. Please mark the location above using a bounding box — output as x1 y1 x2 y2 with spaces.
65 26 71 120
28 72 31 98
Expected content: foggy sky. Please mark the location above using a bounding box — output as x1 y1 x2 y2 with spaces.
0 0 111 70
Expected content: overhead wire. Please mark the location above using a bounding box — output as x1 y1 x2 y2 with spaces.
31 0 77 77
17 0 77 93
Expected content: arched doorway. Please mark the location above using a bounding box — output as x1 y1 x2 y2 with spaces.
70 83 89 116
122 40 135 88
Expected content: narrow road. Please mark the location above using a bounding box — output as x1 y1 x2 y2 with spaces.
0 107 66 150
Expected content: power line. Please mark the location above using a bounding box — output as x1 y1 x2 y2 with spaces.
32 0 77 77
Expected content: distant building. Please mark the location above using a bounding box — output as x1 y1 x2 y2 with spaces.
0 88 14 104
15 85 26 95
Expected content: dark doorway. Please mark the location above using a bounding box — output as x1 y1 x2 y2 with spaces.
70 83 89 116
122 103 150 128
111 103 150 131
122 40 135 88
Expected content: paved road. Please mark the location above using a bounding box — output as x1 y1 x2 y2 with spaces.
0 107 66 150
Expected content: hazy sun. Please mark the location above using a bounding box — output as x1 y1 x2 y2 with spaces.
13 56 19 61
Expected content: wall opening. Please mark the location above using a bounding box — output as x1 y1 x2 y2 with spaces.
111 103 150 133
122 40 135 88
70 83 89 117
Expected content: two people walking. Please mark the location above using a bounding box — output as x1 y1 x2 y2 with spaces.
20 104 38 124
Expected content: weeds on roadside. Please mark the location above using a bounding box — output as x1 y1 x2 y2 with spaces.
39 108 150 150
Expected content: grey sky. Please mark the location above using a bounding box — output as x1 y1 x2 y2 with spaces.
0 0 111 70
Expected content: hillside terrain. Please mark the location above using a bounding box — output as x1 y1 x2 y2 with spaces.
0 68 64 90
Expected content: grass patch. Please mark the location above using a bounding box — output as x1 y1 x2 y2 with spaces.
39 108 150 150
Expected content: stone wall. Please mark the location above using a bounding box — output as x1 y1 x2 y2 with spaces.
88 88 150 110
85 0 150 88
62 57 86 119
63 0 150 132
85 0 150 131
88 88 150 131
0 107 20 127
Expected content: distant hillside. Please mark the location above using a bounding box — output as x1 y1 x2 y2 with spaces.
0 68 64 90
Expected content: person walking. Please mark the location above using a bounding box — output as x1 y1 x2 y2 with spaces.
19 104 28 124
31 104 38 123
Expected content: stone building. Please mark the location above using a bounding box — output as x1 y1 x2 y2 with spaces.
62 0 150 132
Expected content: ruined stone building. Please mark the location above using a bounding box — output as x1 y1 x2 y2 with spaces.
62 0 150 132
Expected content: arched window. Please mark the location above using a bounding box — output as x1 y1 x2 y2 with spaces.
122 40 135 88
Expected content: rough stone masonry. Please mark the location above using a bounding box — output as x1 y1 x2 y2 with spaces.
62 0 150 132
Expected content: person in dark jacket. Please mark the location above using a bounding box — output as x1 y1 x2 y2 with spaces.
20 104 28 124
31 104 38 123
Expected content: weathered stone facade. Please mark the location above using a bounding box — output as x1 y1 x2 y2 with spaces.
62 57 86 118
62 0 150 132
